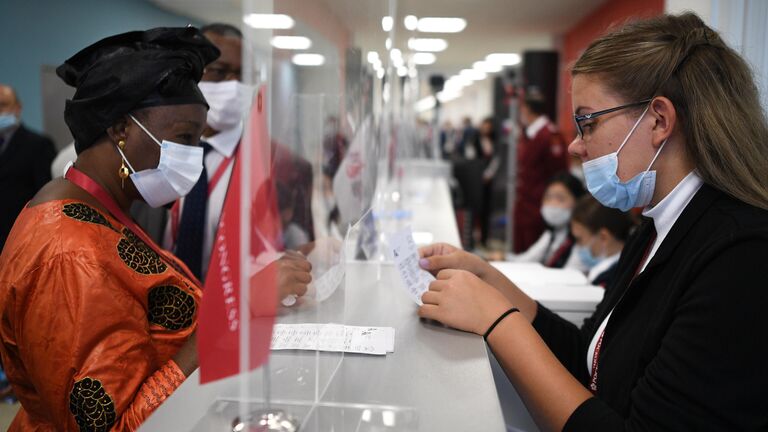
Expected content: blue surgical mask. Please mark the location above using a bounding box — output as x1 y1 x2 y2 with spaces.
0 113 18 131
582 105 667 211
576 243 601 269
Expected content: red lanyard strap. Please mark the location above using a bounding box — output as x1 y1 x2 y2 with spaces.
64 166 199 285
589 231 657 394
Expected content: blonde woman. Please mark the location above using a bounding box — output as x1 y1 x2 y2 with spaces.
418 13 768 431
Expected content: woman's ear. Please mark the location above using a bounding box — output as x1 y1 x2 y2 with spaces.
106 115 130 144
649 96 677 149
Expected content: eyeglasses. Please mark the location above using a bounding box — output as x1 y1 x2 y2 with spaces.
573 99 652 139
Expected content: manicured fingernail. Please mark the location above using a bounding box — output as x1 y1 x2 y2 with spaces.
419 258 429 269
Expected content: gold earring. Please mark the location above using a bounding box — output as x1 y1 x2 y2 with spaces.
118 140 130 188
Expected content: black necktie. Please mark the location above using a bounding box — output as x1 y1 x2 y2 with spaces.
175 142 212 281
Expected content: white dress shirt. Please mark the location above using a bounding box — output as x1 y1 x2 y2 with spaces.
586 171 704 375
525 115 551 140
587 252 621 284
162 123 242 281
508 227 587 272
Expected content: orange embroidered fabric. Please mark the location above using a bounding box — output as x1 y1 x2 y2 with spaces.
0 200 201 431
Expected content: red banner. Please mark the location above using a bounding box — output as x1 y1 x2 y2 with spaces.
198 86 280 384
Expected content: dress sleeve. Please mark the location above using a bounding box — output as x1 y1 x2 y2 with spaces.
16 252 190 431
564 238 768 431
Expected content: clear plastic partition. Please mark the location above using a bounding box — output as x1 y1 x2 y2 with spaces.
195 0 422 430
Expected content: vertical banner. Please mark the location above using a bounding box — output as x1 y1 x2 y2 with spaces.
198 87 279 384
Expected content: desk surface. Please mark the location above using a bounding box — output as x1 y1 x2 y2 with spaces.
140 175 519 431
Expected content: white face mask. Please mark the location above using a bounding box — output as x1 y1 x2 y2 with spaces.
198 80 254 132
541 205 572 228
117 114 204 208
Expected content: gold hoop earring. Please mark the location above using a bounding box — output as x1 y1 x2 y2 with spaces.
118 140 130 189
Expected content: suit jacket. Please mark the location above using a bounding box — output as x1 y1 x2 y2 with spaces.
533 184 768 431
0 124 56 251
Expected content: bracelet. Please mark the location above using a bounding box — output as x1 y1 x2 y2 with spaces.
483 307 520 340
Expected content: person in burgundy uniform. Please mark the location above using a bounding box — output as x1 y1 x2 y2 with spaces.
513 92 569 253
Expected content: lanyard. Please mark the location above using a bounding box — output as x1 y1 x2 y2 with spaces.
64 165 199 285
589 231 656 393
169 155 234 246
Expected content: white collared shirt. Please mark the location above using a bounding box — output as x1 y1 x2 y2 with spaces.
507 227 588 272
525 115 550 140
587 252 621 284
162 123 242 281
586 171 704 375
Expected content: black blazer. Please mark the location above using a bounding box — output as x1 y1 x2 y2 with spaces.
0 125 56 251
533 184 768 431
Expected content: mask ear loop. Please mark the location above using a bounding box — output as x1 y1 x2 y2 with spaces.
128 114 162 146
616 104 651 155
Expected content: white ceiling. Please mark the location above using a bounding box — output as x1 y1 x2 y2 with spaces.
149 0 607 77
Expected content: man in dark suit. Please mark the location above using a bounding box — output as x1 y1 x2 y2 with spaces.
0 84 56 252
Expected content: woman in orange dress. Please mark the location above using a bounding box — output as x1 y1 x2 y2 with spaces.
0 27 217 431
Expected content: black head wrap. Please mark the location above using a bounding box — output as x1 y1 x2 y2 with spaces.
56 27 220 153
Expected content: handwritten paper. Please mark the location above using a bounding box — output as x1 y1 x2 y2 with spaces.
271 323 395 355
390 227 435 305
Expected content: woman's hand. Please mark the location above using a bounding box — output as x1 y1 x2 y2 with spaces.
274 251 312 301
418 243 539 322
419 243 493 281
419 269 514 335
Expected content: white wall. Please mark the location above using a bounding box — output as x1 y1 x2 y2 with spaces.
666 0 768 111
439 79 495 127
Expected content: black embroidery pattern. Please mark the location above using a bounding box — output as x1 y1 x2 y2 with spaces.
69 377 116 432
117 228 167 275
62 203 114 230
147 285 196 330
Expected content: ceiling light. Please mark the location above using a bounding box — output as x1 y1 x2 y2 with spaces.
367 51 380 63
270 36 311 50
416 96 436 112
413 52 436 65
449 75 472 87
382 16 393 32
385 38 392 50
407 38 448 52
292 53 325 66
390 48 402 61
416 17 466 33
243 13 294 29
485 53 522 66
376 68 385 79
404 15 418 31
397 66 408 77
460 69 486 81
409 67 418 78
473 61 502 73
437 90 461 103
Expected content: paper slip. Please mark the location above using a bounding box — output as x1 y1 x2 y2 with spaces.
271 323 395 355
390 227 435 305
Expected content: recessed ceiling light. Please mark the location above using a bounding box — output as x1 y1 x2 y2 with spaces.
485 53 521 66
460 69 486 81
404 15 418 31
382 16 393 32
413 52 436 65
270 36 311 50
417 17 466 33
397 66 408 77
292 53 325 66
416 96 436 112
407 38 448 52
473 61 502 73
385 38 392 50
243 13 294 29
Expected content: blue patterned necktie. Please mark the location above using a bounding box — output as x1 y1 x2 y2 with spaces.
174 142 212 281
